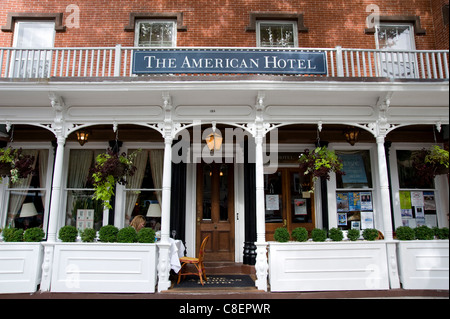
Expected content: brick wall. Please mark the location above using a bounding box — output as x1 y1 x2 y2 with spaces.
0 0 445 50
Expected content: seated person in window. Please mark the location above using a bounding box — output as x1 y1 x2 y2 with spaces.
130 215 146 232
149 218 161 232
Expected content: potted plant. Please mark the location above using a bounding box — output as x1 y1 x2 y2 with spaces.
0 147 35 183
268 227 391 292
395 226 449 290
0 227 44 293
89 148 140 208
412 145 449 185
299 146 345 190
47 224 158 293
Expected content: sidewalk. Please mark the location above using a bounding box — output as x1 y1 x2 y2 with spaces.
1 288 448 299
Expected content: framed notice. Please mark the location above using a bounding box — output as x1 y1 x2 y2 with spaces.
77 209 94 232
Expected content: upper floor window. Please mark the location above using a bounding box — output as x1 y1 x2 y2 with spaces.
375 23 417 78
11 21 55 77
13 21 55 48
257 21 298 48
135 20 177 47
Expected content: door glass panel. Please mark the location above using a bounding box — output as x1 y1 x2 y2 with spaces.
264 171 283 223
291 172 313 223
202 165 212 220
219 164 229 221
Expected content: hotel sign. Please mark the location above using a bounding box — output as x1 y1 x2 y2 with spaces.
132 50 327 75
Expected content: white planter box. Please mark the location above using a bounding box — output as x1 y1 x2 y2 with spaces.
268 241 390 292
0 242 44 294
397 240 449 290
49 242 158 293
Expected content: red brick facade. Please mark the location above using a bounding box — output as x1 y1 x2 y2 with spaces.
0 0 448 50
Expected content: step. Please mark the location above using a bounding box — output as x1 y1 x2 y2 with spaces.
203 262 256 275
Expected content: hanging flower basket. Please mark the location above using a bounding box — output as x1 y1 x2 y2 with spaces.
89 148 140 208
299 146 345 183
0 147 35 183
412 145 449 185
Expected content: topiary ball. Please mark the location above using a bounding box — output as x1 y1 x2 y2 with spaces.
274 227 290 242
311 228 327 242
117 226 137 243
291 227 309 242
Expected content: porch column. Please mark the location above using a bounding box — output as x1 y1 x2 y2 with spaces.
40 134 65 291
375 133 401 289
254 128 268 292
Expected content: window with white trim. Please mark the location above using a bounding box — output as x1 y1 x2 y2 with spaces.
375 23 417 78
257 21 298 48
12 21 55 77
135 20 177 47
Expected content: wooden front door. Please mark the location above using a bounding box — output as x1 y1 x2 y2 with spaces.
265 168 315 241
196 163 235 262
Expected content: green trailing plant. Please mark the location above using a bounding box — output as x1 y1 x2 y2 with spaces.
117 226 138 243
98 225 119 243
23 227 45 242
311 228 327 242
412 145 449 185
299 147 345 187
0 147 35 184
347 228 361 241
89 148 140 209
274 227 290 243
137 228 156 243
58 225 78 242
396 226 416 241
2 227 24 242
414 225 434 240
80 228 97 243
434 227 449 240
329 227 344 242
362 228 379 241
291 227 308 242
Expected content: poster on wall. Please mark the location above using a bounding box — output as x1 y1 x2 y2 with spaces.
338 213 348 226
348 192 361 211
360 192 373 211
423 192 436 211
400 191 413 218
294 199 308 215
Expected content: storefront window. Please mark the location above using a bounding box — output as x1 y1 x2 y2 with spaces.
5 149 49 230
335 150 374 230
396 150 438 228
65 149 104 230
124 150 163 231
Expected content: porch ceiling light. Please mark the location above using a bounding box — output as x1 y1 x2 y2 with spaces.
205 123 223 151
76 130 90 146
344 127 360 146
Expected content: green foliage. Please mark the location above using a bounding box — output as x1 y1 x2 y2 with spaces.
0 147 35 183
137 228 156 243
58 225 78 242
311 228 327 242
291 227 308 242
117 226 138 243
414 225 434 240
274 227 290 242
329 228 344 242
299 146 345 183
80 228 97 243
396 226 416 241
90 149 140 209
426 145 449 169
98 225 119 243
347 228 361 241
2 227 24 242
362 228 379 241
23 227 45 242
434 227 449 240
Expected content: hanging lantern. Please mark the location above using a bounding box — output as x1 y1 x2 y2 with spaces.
344 127 360 146
76 130 90 146
205 123 223 151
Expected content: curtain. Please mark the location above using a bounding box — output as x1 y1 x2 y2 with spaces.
8 149 38 225
125 150 148 225
149 149 164 205
66 150 94 224
38 149 49 208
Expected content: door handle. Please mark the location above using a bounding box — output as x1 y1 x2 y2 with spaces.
283 219 287 227
214 224 218 229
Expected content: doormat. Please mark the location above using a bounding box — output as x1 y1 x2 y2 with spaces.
176 275 255 288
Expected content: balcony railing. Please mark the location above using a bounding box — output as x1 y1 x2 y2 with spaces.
0 45 448 80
